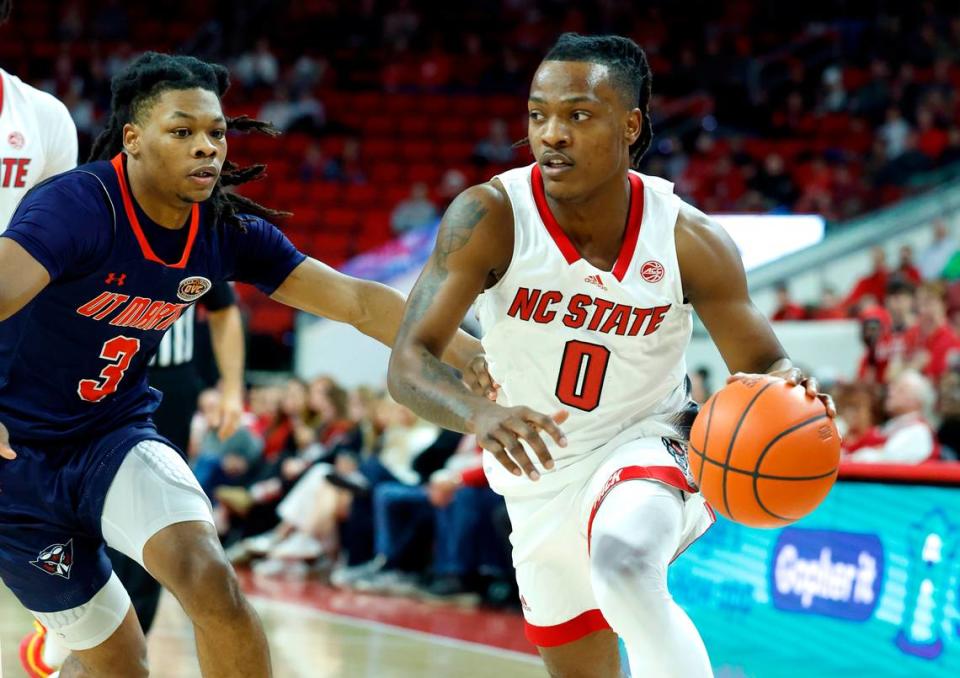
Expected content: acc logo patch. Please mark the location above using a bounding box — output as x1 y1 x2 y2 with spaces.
640 260 665 283
31 539 74 579
7 131 24 149
177 276 212 302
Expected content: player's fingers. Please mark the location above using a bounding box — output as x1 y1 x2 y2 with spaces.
492 429 538 480
784 369 802 386
820 393 837 419
472 362 498 400
802 377 820 398
0 444 15 460
479 436 522 477
505 419 553 470
219 408 240 441
726 372 747 384
526 410 568 448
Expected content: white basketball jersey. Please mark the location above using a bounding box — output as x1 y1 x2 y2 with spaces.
476 164 696 493
0 69 78 230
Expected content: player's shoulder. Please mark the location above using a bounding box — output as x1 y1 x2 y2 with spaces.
447 180 513 225
18 163 113 218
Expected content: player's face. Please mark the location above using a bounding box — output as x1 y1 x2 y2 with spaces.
528 61 641 201
129 88 227 204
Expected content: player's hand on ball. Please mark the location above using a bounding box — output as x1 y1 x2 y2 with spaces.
0 420 14 460
727 369 836 418
463 353 499 401
470 404 568 480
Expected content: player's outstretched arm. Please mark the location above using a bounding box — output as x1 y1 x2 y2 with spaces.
207 303 246 440
676 203 835 417
387 184 567 480
269 256 483 372
0 238 51 322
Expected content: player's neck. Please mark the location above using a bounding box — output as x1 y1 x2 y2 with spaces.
125 161 193 230
547 173 631 246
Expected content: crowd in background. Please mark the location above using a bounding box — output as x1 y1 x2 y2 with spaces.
770 219 960 464
184 375 513 604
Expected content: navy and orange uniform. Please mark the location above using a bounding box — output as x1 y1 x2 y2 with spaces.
0 153 305 612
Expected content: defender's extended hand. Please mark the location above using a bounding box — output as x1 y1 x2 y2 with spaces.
470 404 568 480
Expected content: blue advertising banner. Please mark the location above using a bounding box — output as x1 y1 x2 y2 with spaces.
656 481 960 677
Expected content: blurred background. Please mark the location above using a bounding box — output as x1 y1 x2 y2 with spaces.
2 1 960 676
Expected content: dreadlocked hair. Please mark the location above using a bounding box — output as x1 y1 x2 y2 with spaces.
530 33 654 169
88 51 290 227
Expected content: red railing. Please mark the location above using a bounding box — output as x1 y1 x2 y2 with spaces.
838 461 960 486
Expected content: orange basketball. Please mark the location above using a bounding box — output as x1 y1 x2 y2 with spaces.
688 374 840 528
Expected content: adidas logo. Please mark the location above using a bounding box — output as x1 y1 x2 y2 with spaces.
584 274 607 290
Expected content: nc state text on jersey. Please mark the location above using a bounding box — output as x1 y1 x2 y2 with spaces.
507 287 671 337
76 291 188 331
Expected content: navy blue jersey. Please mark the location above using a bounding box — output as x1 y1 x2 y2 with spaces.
0 154 305 443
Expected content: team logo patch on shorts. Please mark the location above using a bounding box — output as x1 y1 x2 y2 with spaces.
640 260 665 283
176 276 212 302
30 539 74 579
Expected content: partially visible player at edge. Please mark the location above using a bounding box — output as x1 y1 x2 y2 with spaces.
389 33 835 678
0 52 485 678
0 0 78 229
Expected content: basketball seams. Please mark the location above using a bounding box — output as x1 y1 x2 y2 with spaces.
720 381 775 521
752 413 831 522
697 392 718 488
688 443 837 481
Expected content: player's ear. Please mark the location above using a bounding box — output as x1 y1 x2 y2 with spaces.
122 123 142 157
625 108 642 145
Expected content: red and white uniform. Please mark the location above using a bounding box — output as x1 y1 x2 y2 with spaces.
0 68 78 230
475 164 714 644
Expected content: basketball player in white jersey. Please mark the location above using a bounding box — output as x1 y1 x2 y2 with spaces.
0 1 78 231
389 33 835 677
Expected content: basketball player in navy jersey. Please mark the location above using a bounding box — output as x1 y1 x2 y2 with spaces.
388 34 835 677
0 52 484 678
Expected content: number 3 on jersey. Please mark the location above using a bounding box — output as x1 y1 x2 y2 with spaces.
78 336 141 402
555 340 610 411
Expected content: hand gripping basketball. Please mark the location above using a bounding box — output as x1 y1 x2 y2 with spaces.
690 374 841 528
470 403 568 480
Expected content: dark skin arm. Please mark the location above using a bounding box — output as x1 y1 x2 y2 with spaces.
0 238 52 459
676 203 835 416
388 183 568 480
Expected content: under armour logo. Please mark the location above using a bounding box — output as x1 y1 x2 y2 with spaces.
104 272 126 286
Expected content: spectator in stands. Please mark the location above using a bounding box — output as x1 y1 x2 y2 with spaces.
191 389 264 499
857 305 894 384
472 119 516 165
299 143 333 183
886 277 917 334
771 281 806 321
846 370 938 464
835 383 884 453
844 246 889 310
897 245 922 284
233 37 279 88
810 286 846 320
879 106 911 159
437 168 468 209
898 281 960 383
325 137 367 185
937 366 960 460
258 86 325 134
919 219 957 280
751 153 798 209
391 182 438 234
689 367 712 404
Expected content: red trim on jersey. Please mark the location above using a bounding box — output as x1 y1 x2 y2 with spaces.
586 465 697 553
531 163 579 264
0 71 5 118
611 173 645 282
524 609 611 647
111 154 199 269
530 165 645 281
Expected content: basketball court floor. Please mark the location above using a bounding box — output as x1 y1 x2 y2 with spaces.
0 573 544 677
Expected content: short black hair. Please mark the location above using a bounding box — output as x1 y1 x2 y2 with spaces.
89 51 288 227
543 33 654 168
886 275 916 297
